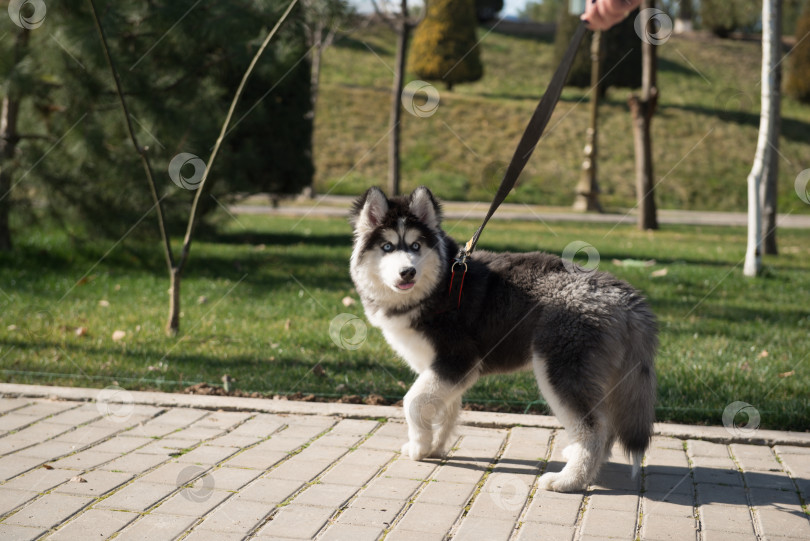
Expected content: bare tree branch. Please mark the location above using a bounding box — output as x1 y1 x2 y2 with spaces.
87 0 175 275
178 0 300 275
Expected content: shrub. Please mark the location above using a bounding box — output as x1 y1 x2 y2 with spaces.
786 2 810 103
700 0 762 38
409 0 483 90
18 1 313 240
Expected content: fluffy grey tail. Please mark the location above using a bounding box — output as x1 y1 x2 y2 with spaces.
610 301 658 478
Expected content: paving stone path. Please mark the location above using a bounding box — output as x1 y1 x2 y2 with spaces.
0 390 808 540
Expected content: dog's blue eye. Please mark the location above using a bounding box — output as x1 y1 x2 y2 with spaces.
382 243 394 252
410 242 420 251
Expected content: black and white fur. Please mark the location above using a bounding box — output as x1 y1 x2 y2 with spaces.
349 186 657 492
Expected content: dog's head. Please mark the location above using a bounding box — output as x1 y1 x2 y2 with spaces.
349 186 446 304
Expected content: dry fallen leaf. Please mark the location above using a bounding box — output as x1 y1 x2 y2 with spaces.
42 464 54 470
70 476 87 483
650 268 669 278
778 370 795 378
284 319 291 331
312 364 326 378
757 350 769 359
75 327 88 337
112 330 126 342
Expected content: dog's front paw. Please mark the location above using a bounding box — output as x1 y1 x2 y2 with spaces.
537 471 586 493
401 440 432 461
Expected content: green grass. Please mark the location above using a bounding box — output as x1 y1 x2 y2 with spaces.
1 214 808 431
314 24 810 214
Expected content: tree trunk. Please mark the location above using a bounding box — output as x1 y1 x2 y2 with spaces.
167 267 181 335
573 30 603 212
761 0 782 256
629 0 658 231
388 0 409 196
0 96 18 252
304 30 324 199
744 0 779 277
0 31 28 252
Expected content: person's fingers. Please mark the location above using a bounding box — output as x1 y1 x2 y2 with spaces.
582 0 638 31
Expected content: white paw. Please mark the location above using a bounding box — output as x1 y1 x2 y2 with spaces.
401 440 432 461
537 471 586 493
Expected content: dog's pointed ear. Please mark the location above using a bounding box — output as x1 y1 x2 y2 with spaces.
350 187 389 233
409 186 442 230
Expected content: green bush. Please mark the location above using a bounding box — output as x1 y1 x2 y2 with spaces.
786 2 810 103
700 0 762 38
409 0 483 90
12 1 312 240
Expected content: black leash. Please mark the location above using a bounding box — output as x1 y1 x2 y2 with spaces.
454 20 590 268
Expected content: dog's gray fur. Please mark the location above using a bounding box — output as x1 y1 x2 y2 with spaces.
349 186 657 492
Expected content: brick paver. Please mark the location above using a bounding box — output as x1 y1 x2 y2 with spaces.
0 392 808 540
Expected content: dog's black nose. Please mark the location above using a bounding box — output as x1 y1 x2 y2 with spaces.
399 267 416 281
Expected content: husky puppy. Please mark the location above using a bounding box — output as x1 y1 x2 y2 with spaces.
349 186 657 492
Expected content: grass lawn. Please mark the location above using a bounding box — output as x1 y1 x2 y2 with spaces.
1 213 808 431
314 23 810 215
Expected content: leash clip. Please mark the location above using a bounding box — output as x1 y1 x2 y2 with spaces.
449 250 469 309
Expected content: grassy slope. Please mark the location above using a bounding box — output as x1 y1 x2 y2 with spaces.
314 24 810 214
2 214 808 430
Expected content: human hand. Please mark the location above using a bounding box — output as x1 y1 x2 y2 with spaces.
581 0 642 31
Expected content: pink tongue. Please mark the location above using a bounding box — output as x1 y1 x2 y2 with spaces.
398 282 415 290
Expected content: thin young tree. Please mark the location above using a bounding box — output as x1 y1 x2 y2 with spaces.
89 0 302 333
302 0 355 197
761 0 782 255
372 0 426 196
629 0 661 230
573 29 604 213
744 0 780 277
